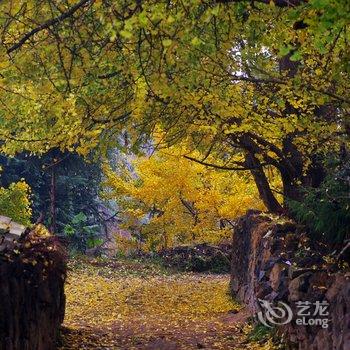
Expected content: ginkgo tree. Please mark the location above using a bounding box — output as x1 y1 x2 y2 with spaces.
0 0 348 214
102 145 266 250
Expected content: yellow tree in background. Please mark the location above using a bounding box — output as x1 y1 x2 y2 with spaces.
102 146 265 250
0 180 32 226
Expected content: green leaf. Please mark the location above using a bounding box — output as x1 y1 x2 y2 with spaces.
162 39 173 48
290 51 302 61
279 45 291 56
191 37 202 46
138 12 148 27
120 30 133 39
211 6 220 16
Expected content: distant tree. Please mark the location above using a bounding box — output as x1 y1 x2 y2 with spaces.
0 150 104 238
102 144 266 250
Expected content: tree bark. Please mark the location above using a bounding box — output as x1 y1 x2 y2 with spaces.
49 167 57 233
245 153 283 213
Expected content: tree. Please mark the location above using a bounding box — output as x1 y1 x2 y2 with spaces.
0 151 104 238
102 145 266 250
0 0 348 213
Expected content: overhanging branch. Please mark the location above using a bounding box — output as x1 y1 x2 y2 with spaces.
216 0 305 7
184 154 262 170
7 0 94 54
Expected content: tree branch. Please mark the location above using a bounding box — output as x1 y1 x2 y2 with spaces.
216 0 305 7
184 154 261 170
7 0 94 54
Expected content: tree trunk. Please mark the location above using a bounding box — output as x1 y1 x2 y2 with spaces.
280 136 326 203
0 228 66 350
246 153 283 213
49 167 57 233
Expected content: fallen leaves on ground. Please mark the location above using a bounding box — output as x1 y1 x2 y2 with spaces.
59 258 275 349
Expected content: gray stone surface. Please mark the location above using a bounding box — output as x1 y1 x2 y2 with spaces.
230 211 350 350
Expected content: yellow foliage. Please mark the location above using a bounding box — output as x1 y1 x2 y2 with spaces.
31 223 51 238
0 180 32 225
114 235 139 256
62 258 248 349
103 145 265 250
61 258 278 349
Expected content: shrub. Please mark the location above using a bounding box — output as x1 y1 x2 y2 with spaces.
289 158 350 244
63 212 102 252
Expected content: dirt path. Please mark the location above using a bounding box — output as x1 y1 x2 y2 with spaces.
59 258 262 350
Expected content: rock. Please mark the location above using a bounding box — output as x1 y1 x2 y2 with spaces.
0 221 66 350
256 281 272 299
288 272 312 301
326 273 347 301
289 267 315 280
0 216 11 234
230 211 350 350
0 216 27 252
269 263 286 291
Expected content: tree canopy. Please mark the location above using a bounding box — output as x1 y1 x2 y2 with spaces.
102 144 265 249
0 0 349 214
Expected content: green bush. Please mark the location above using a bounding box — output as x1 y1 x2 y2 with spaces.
64 212 102 252
289 158 350 244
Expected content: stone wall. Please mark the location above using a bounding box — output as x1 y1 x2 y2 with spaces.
0 224 66 350
230 210 350 350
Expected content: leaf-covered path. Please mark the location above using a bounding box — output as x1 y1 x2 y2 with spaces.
59 258 266 350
